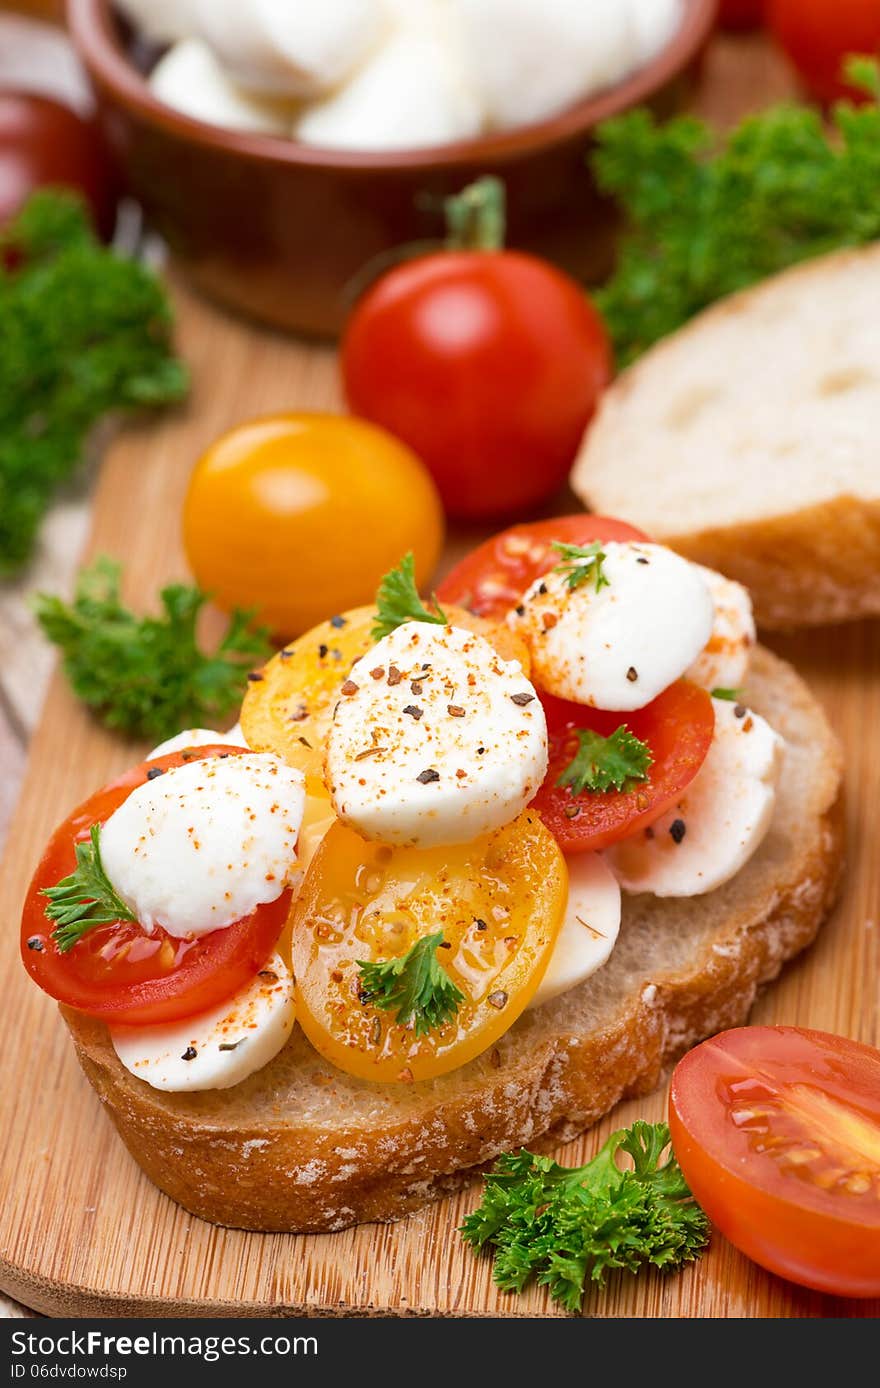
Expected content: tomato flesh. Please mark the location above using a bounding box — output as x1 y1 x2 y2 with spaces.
533 681 715 854
437 515 648 622
670 1027 880 1297
21 746 291 1026
767 0 880 103
0 92 117 236
291 811 567 1083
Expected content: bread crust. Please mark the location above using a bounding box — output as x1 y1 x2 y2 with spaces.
62 648 844 1233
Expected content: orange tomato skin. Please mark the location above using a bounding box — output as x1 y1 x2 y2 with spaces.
669 1027 880 1298
183 413 444 638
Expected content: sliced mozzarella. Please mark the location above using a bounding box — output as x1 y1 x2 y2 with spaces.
111 952 294 1092
528 853 620 1010
508 542 714 712
149 39 293 135
100 753 305 939
115 0 200 43
147 726 249 759
627 0 684 65
295 25 483 151
194 0 384 97
605 699 784 897
326 621 547 848
453 0 641 130
686 566 756 694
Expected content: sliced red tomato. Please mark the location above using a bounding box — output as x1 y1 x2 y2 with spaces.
533 682 715 854
437 515 648 621
21 746 290 1027
670 1027 880 1297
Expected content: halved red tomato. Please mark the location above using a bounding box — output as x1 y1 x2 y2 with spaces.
21 746 291 1027
670 1027 880 1297
533 682 715 853
437 516 648 621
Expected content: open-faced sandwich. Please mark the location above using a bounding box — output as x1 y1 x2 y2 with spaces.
20 517 843 1232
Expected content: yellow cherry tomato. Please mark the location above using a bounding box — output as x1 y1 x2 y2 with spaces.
240 603 532 782
183 413 444 637
291 811 567 1083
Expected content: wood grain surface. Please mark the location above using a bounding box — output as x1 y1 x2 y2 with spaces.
0 32 878 1319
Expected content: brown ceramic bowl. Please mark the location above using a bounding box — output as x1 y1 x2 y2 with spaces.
68 0 716 337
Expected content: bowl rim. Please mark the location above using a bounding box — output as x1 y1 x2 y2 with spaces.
67 0 716 170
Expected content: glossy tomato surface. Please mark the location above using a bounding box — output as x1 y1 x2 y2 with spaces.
0 92 116 236
437 515 647 621
292 811 567 1082
342 252 612 521
183 413 444 638
670 1027 880 1297
21 746 290 1026
768 0 880 102
534 682 715 854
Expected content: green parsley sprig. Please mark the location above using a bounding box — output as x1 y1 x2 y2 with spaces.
552 541 609 594
461 1121 710 1313
557 725 652 796
0 191 188 573
33 557 271 741
710 687 742 702
358 932 464 1038
372 552 448 642
41 824 136 952
593 58 880 366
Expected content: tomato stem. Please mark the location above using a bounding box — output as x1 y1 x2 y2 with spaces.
444 177 507 252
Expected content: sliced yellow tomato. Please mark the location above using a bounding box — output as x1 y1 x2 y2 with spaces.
291 810 567 1083
241 603 531 781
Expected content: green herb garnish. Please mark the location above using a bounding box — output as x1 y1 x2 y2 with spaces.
357 932 464 1038
552 541 609 594
557 726 652 796
0 191 188 573
33 556 271 741
41 824 136 952
710 687 742 702
593 58 880 366
461 1121 710 1313
372 552 448 641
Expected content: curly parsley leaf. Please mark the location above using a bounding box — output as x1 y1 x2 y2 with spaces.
557 725 652 796
552 541 609 594
592 60 880 366
357 931 464 1038
461 1121 710 1313
42 823 136 952
33 556 271 741
372 552 448 642
0 191 188 574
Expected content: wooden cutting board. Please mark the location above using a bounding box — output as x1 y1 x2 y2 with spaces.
1 35 878 1320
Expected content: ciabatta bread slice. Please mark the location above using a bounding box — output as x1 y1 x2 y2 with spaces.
62 647 843 1233
570 248 880 629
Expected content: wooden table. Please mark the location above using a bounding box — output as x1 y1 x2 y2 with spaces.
3 16 864 1319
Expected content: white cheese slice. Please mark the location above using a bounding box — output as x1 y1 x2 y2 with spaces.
605 699 784 897
508 541 714 711
100 753 305 939
148 38 293 135
115 0 201 43
295 25 483 151
326 621 548 848
528 852 621 1010
147 726 249 759
686 566 756 694
194 0 384 97
110 951 294 1092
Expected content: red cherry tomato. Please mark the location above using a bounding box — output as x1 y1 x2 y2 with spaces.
719 0 765 28
767 0 880 103
21 747 290 1026
670 1027 880 1297
437 515 647 621
0 92 116 237
342 253 612 521
533 682 715 854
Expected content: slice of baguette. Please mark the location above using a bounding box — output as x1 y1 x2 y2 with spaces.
570 247 880 629
62 647 843 1233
